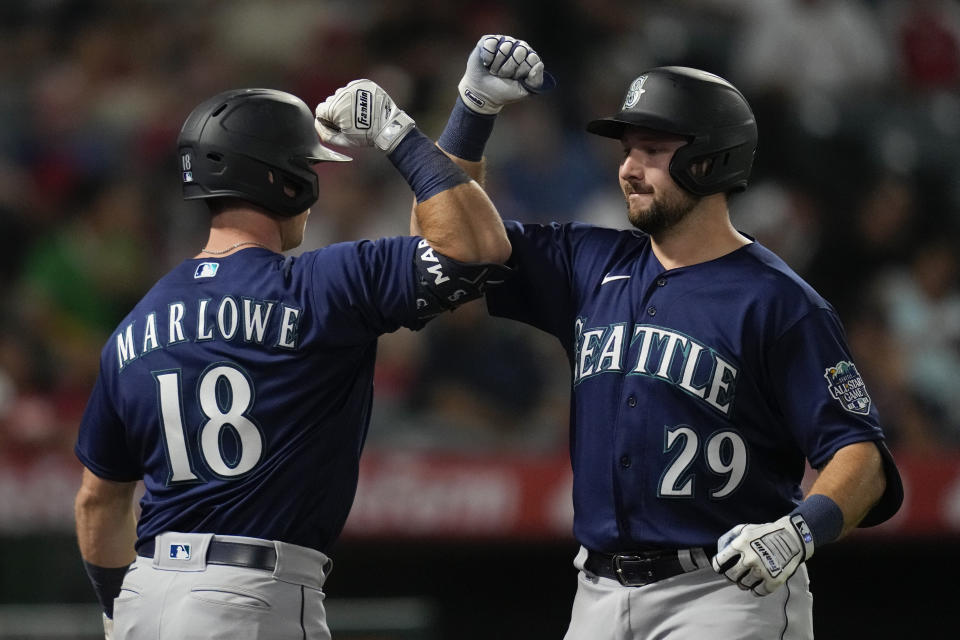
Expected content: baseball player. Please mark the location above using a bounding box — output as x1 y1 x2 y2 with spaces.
434 36 904 639
73 76 525 639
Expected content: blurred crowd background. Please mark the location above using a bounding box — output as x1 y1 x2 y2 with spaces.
2 0 959 636
1 0 960 529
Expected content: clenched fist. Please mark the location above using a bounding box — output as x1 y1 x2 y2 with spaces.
458 34 556 115
315 79 416 154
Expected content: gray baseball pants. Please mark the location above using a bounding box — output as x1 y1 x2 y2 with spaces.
563 545 814 640
112 532 332 640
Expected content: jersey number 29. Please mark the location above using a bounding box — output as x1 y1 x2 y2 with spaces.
661 426 747 499
155 365 264 482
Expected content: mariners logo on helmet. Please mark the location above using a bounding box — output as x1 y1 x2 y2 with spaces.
623 76 647 109
824 361 871 415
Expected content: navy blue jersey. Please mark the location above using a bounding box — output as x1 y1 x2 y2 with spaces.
75 240 424 554
486 221 887 552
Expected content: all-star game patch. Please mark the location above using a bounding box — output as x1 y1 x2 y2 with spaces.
824 361 871 415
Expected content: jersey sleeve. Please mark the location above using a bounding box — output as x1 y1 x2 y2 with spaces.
302 236 426 344
484 220 579 352
74 367 141 482
767 307 887 468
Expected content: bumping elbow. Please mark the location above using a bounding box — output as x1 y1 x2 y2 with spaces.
483 235 513 265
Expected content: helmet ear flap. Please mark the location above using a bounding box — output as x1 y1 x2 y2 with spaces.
269 168 317 204
669 128 757 196
688 156 716 180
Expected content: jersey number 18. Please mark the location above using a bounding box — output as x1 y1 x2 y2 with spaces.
154 364 264 482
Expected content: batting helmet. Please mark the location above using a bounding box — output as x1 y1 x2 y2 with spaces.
587 67 757 196
177 88 350 216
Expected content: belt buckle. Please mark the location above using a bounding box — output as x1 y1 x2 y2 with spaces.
613 553 655 587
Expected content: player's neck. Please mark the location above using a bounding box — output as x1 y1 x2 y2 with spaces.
195 209 284 258
649 205 751 271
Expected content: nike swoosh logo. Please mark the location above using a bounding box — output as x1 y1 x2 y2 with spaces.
601 274 631 285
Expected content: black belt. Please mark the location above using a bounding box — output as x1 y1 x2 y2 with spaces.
139 539 277 572
584 547 715 587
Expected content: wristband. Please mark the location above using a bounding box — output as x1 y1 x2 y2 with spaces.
82 560 129 618
437 97 497 162
791 494 844 547
388 127 471 203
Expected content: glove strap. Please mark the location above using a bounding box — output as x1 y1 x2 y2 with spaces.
437 97 497 162
374 109 416 154
458 78 502 115
788 513 816 562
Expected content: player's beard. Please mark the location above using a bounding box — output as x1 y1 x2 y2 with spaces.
624 182 700 236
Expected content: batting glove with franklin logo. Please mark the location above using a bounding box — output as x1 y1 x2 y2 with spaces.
457 34 556 115
315 79 415 154
712 513 815 596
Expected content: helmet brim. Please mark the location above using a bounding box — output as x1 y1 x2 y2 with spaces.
308 143 353 163
585 117 627 139
586 113 695 140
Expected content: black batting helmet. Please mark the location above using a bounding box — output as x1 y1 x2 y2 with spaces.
587 67 757 196
177 88 350 216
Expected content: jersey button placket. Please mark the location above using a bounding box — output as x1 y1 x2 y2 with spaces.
647 275 666 315
621 396 637 468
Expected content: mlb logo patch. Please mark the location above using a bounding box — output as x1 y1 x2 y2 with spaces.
791 514 814 544
194 262 219 279
824 361 871 415
169 543 192 560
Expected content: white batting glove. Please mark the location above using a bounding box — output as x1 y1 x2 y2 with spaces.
315 79 416 154
458 34 555 115
103 613 113 640
711 513 815 596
